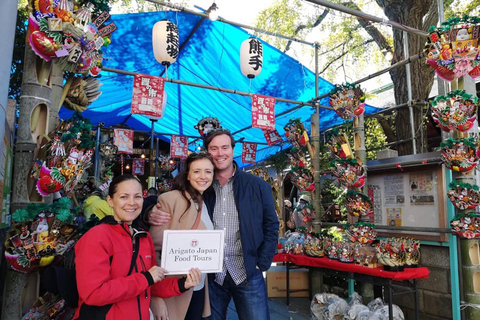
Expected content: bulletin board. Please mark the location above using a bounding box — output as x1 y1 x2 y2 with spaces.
366 164 447 242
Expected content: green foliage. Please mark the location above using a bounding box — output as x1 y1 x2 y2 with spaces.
9 0 28 102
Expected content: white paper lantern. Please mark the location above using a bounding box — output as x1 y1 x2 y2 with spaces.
240 37 263 79
152 20 179 66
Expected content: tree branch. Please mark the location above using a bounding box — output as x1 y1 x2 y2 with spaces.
284 8 330 53
319 39 375 75
342 1 391 51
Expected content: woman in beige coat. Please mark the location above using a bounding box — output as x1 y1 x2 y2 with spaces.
149 152 214 320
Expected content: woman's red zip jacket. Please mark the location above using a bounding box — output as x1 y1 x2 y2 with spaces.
73 216 185 320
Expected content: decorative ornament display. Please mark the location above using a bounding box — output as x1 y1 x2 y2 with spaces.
329 83 366 119
158 155 177 172
326 129 353 159
447 180 480 210
152 19 179 66
451 212 480 239
344 190 373 218
62 75 103 112
345 223 377 244
157 179 173 193
440 137 479 173
194 117 221 137
5 199 79 273
99 141 118 159
431 90 478 132
284 118 309 149
289 166 314 192
31 112 95 196
404 238 421 267
376 238 407 271
425 16 480 81
331 158 365 189
304 233 324 257
240 37 263 79
28 2 116 76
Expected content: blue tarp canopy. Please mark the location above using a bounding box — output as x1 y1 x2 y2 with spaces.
59 10 380 167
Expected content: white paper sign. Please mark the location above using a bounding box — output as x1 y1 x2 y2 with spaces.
161 230 225 275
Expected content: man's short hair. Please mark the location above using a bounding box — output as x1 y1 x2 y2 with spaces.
147 187 157 196
204 129 235 150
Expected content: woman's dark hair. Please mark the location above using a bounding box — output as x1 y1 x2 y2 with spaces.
173 152 214 218
204 129 235 150
108 174 141 198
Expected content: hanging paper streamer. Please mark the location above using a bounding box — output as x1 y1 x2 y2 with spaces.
440 137 479 173
132 159 145 175
329 83 366 119
131 74 167 120
170 135 188 159
241 142 257 163
114 129 134 154
425 16 480 81
251 94 275 130
431 90 478 132
262 129 283 146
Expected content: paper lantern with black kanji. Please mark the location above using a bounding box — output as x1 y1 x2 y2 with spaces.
152 20 179 66
240 37 263 79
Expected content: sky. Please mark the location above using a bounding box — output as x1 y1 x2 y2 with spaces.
188 0 272 25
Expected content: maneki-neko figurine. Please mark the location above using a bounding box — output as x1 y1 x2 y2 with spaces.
431 90 478 132
440 137 479 173
344 191 373 218
331 158 365 189
447 180 480 210
329 83 366 119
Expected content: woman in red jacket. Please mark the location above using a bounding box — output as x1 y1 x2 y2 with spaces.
74 174 201 320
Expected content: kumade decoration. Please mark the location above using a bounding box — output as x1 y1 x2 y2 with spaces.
431 90 478 132
331 158 365 189
451 212 480 239
425 16 480 81
344 191 373 218
329 83 366 119
28 1 115 76
447 180 480 210
440 137 479 173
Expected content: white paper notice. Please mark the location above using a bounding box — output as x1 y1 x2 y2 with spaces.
161 230 225 275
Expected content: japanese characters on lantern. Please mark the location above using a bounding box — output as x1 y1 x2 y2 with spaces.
240 37 263 79
153 19 179 66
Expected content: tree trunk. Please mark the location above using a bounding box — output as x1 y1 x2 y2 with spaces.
376 0 437 155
